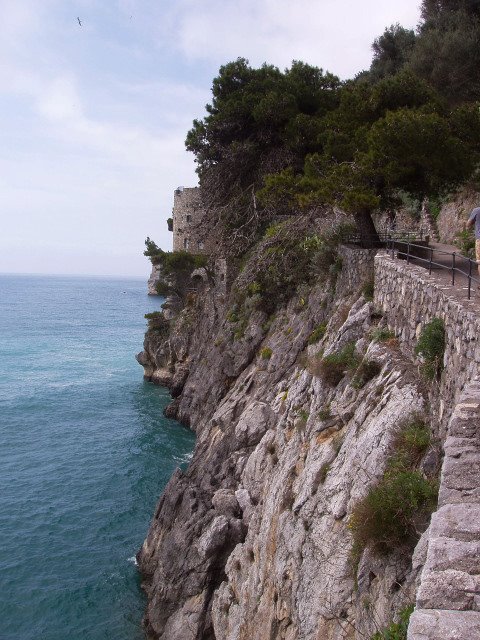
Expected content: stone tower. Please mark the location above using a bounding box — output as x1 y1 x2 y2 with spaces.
172 186 207 253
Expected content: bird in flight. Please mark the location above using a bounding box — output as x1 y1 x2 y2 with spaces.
77 17 82 26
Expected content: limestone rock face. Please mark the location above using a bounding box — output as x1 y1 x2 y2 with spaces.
137 248 432 640
147 263 163 295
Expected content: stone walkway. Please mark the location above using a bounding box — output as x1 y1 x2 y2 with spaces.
408 379 480 639
393 241 480 310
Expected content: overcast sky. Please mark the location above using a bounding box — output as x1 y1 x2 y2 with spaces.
0 0 421 277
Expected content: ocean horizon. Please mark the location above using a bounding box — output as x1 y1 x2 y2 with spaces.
0 274 195 640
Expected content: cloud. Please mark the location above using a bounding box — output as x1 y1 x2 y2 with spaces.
0 0 421 276
169 0 420 78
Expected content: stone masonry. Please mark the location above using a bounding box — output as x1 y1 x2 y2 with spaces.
408 378 480 639
172 186 207 253
374 253 480 639
374 253 480 428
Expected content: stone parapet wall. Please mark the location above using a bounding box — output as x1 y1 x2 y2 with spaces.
374 253 480 426
408 378 480 639
374 253 480 639
337 245 376 295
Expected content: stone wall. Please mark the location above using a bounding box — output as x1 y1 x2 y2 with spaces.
374 253 480 639
172 186 207 253
374 253 480 428
408 378 480 639
337 245 376 294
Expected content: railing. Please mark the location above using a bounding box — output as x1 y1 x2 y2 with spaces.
386 239 479 300
343 230 426 249
344 232 479 300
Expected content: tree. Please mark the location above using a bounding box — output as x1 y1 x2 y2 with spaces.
370 24 416 81
185 58 341 252
409 9 480 103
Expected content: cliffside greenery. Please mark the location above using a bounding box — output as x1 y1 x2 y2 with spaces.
414 317 446 379
144 237 208 301
184 0 480 252
370 604 414 640
349 418 437 557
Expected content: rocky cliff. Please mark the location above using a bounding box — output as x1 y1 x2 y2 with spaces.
136 236 444 640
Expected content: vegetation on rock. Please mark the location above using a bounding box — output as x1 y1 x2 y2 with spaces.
349 418 436 556
370 604 414 640
415 317 446 380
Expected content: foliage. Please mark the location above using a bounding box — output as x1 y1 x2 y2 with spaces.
415 318 446 379
455 229 475 258
393 418 431 466
234 219 349 315
182 0 480 254
349 419 437 556
371 327 395 343
167 217 173 232
319 463 331 484
370 605 414 640
352 359 382 389
260 347 273 360
362 280 374 301
370 25 416 81
314 342 360 386
161 251 208 276
144 237 164 264
318 405 332 420
155 280 171 296
144 311 170 336
411 7 480 103
308 323 327 345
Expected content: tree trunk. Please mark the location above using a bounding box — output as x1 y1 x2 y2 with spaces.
353 209 380 247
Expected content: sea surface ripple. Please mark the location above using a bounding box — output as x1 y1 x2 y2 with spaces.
0 274 195 640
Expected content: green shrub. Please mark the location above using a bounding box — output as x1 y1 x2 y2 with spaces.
162 251 208 275
260 347 273 360
315 342 360 386
371 327 395 342
319 463 331 484
362 279 375 301
318 405 332 420
350 468 437 555
350 419 436 556
167 217 173 232
370 605 414 640
308 323 327 345
298 409 309 422
393 418 431 467
155 280 171 296
415 318 446 380
352 359 382 389
144 311 170 336
455 229 475 258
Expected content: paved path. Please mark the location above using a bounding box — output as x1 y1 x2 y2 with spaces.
393 241 480 309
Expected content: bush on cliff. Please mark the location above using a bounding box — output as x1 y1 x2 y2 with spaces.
370 604 414 640
310 341 360 386
349 419 436 556
414 317 445 380
144 311 170 336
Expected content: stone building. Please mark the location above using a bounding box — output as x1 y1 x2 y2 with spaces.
172 186 207 253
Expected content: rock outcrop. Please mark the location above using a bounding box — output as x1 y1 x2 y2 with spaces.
136 245 439 639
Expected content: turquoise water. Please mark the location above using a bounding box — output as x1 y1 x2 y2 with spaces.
0 274 195 640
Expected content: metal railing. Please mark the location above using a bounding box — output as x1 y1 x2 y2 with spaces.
387 239 479 300
344 232 479 300
344 230 427 249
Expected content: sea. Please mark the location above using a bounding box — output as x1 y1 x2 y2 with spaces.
0 274 195 640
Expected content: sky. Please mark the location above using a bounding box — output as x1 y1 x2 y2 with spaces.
0 0 421 278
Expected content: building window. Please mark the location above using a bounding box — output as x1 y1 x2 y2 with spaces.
199 242 204 250
184 238 189 249
186 214 191 223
